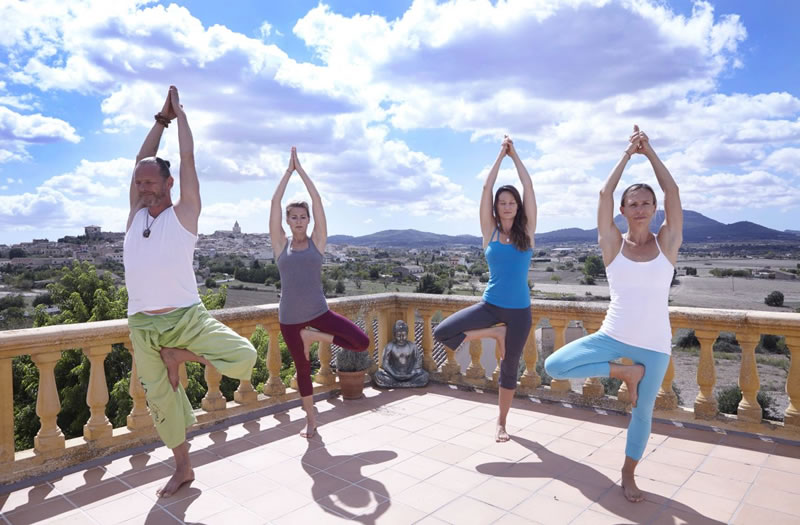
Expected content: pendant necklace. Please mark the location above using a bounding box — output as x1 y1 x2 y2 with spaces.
143 212 159 238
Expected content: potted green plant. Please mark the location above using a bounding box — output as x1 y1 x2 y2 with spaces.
336 348 373 399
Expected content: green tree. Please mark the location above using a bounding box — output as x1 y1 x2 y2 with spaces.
415 274 444 294
335 279 346 294
550 274 561 284
583 255 604 278
765 291 784 307
9 247 26 259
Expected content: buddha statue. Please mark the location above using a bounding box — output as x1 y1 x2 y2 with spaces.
374 320 429 388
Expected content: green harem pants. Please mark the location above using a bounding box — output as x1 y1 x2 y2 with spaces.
128 303 257 449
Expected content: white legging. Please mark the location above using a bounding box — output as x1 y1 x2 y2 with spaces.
544 332 670 460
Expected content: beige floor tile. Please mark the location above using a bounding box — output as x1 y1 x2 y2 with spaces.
420 442 476 465
635 459 695 486
102 453 164 476
0 483 59 514
200 505 267 525
228 445 291 472
440 414 488 431
754 467 800 495
589 486 664 524
135 476 211 504
4 497 77 525
764 452 800 474
83 491 154 525
356 468 419 497
322 484 388 519
541 437 599 461
391 455 450 480
745 484 800 517
390 416 435 433
570 509 633 525
432 495 506 525
468 478 534 511
660 435 717 455
162 489 239 524
36 508 99 525
480 439 537 462
116 509 179 525
646 445 706 470
683 471 751 501
271 502 349 524
650 506 723 525
191 458 251 488
668 487 740 522
261 457 320 486
698 456 760 483
288 470 352 500
710 443 770 466
512 492 586 525
48 467 115 494
394 480 460 514
538 478 610 508
425 466 487 492
416 423 464 442
389 433 441 454
733 503 800 525
63 479 137 510
561 427 615 448
213 471 279 504
239 486 313 521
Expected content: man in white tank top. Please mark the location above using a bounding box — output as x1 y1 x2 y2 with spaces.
123 87 256 499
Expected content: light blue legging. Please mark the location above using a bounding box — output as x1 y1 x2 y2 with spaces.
544 332 670 461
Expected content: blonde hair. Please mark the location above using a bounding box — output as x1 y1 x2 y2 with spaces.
285 201 310 218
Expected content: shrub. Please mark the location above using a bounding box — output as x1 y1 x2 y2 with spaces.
758 334 788 356
675 329 699 349
684 267 697 276
713 332 740 353
536 357 552 386
545 266 554 272
601 377 622 396
672 383 683 406
716 386 777 420
765 291 784 307
204 277 217 288
336 348 373 372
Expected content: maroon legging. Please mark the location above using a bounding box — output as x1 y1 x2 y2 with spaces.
280 310 370 396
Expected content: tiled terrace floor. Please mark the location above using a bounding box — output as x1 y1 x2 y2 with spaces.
2 383 800 525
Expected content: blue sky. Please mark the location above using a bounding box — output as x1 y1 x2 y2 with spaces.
1 0 799 244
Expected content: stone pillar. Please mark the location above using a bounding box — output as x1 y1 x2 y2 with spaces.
315 342 336 385
737 332 762 423
264 324 286 396
366 311 378 374
406 306 416 344
0 358 13 463
234 379 258 404
439 311 462 382
202 365 226 411
32 352 65 454
420 310 437 372
581 320 604 399
784 336 800 429
694 329 719 419
82 345 113 441
655 355 679 410
616 358 634 404
518 321 541 395
126 347 152 431
377 309 390 370
548 318 571 393
464 339 487 387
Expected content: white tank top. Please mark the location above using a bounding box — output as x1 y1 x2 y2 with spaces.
598 235 674 354
123 206 200 315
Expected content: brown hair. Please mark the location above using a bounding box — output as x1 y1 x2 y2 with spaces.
136 156 172 179
621 183 657 207
493 185 531 251
285 201 310 218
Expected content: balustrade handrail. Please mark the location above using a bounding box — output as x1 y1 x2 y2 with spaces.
1 292 798 487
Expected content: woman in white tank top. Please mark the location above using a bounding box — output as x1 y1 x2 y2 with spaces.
545 125 683 503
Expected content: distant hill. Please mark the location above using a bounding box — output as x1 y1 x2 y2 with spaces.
328 210 797 247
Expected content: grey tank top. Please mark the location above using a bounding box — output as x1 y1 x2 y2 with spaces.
276 237 329 324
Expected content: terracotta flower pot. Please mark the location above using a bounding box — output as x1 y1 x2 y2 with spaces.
338 370 367 399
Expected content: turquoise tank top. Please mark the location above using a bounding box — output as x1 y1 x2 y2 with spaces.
483 229 533 308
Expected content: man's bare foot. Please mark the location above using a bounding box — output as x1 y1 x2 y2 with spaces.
621 471 644 502
495 424 510 442
159 348 181 392
300 328 314 361
491 325 507 360
622 364 645 408
156 466 194 498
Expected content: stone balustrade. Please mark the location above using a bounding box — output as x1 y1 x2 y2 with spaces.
1 293 798 485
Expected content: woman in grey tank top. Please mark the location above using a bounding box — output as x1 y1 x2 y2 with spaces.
269 147 369 439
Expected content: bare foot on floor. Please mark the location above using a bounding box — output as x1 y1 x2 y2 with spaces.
156 466 194 498
300 422 317 439
159 348 181 392
621 471 644 503
623 364 645 408
495 424 510 443
300 328 314 361
491 325 507 360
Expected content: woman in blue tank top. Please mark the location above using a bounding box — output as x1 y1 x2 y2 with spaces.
434 135 536 443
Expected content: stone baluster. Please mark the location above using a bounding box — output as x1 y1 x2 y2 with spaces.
82 345 113 441
202 365 226 411
655 327 679 410
581 320 604 399
548 318 571 393
32 352 65 454
737 332 762 423
616 357 634 403
420 310 437 372
234 327 258 404
178 363 188 391
694 329 719 418
784 335 800 429
406 306 417 344
315 341 336 385
377 309 390 369
263 324 286 396
126 346 152 431
518 319 541 395
0 358 13 463
464 339 486 387
439 310 462 382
